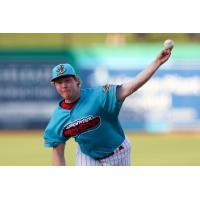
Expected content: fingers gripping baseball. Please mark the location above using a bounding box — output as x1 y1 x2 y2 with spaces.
157 48 171 65
156 39 174 65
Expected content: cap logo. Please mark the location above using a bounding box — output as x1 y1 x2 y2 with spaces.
56 65 65 75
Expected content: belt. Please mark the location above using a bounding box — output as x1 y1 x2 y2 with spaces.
94 145 124 160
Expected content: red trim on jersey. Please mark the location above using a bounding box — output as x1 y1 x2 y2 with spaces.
60 99 79 110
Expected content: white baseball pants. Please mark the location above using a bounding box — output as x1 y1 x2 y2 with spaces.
76 136 131 166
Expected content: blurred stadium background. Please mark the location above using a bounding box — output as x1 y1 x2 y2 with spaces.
0 33 200 165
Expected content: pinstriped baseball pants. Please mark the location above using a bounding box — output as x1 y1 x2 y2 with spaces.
76 136 131 166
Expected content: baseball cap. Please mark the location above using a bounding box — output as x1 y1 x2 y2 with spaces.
51 63 76 82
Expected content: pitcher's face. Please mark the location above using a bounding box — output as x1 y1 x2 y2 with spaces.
54 76 80 102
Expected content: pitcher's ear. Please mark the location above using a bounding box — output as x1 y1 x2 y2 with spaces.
51 81 55 86
75 76 82 87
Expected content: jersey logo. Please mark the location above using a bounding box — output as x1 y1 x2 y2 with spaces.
103 84 110 92
63 116 101 137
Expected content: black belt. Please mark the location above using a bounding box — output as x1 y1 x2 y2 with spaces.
94 145 124 160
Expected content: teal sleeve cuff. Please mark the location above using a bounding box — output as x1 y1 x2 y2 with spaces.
44 141 65 148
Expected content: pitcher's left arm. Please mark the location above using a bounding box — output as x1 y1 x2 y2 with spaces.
117 48 172 101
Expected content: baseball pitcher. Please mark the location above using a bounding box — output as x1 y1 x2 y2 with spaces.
43 47 172 166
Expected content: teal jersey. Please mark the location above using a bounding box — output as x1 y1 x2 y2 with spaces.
44 85 125 159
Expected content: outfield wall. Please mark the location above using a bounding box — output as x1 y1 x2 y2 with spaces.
0 44 200 132
74 44 200 132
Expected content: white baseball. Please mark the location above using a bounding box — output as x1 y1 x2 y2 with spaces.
164 39 174 49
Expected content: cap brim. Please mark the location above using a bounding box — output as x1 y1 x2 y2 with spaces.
51 74 75 82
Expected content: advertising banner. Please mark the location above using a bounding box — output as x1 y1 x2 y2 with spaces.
1 44 200 132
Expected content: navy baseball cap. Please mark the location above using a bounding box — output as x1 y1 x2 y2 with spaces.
51 63 76 81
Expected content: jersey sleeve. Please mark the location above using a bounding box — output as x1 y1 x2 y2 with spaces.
101 84 124 116
44 127 70 148
43 109 71 148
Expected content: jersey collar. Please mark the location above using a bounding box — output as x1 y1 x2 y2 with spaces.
59 98 80 110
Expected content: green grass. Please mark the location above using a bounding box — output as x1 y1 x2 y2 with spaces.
0 131 200 166
131 133 200 166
